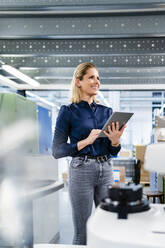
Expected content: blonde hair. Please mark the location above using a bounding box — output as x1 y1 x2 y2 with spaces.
70 62 99 104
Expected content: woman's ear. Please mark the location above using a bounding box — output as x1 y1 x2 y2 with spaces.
75 78 81 88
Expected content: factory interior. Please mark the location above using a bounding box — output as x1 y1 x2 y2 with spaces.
1 0 165 248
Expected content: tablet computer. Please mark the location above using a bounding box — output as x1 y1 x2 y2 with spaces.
98 111 134 138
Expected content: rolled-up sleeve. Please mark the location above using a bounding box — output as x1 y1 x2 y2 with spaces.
52 105 78 159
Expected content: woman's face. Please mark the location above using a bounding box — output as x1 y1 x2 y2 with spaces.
77 67 100 97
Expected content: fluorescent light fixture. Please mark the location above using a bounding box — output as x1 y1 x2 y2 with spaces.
2 64 40 87
18 84 71 90
0 75 21 89
26 91 60 109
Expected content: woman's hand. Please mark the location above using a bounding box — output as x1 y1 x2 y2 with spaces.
77 129 101 151
86 129 101 145
104 122 126 146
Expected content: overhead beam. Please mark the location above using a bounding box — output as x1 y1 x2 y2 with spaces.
1 54 165 67
0 38 165 55
0 3 165 16
0 0 161 8
0 15 164 38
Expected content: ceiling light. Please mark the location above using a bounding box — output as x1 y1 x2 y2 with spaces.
26 91 60 109
2 64 40 87
0 75 21 89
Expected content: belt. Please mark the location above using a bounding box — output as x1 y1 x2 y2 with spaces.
79 154 109 162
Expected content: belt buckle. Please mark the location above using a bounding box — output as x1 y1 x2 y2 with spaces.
96 155 108 162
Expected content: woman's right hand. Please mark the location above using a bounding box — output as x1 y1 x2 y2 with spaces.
77 129 101 151
86 129 101 145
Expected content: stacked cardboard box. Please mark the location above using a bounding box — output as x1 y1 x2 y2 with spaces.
135 145 150 184
119 150 131 158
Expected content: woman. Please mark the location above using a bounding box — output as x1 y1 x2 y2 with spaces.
52 62 125 245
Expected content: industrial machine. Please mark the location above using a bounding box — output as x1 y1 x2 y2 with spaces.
87 143 165 248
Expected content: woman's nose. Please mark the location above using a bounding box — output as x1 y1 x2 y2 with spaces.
95 77 99 83
96 78 100 84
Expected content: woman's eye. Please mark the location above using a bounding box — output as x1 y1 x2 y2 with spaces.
89 75 100 80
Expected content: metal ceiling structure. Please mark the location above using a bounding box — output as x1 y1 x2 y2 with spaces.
0 0 165 94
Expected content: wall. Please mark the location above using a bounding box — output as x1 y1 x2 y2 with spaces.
37 105 52 154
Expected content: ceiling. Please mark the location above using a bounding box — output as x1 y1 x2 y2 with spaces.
1 0 165 105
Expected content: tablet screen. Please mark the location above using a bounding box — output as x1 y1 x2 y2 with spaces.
98 112 134 138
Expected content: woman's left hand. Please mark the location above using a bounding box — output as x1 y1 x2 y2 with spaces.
103 122 126 146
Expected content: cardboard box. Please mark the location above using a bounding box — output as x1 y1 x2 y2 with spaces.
135 145 150 183
119 150 131 158
135 145 146 165
140 171 150 184
113 166 125 184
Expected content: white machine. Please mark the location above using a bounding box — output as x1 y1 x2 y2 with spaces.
87 144 165 248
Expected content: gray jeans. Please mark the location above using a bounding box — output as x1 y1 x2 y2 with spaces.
69 156 113 245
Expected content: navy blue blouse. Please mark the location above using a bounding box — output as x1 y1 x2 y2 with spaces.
52 100 121 159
